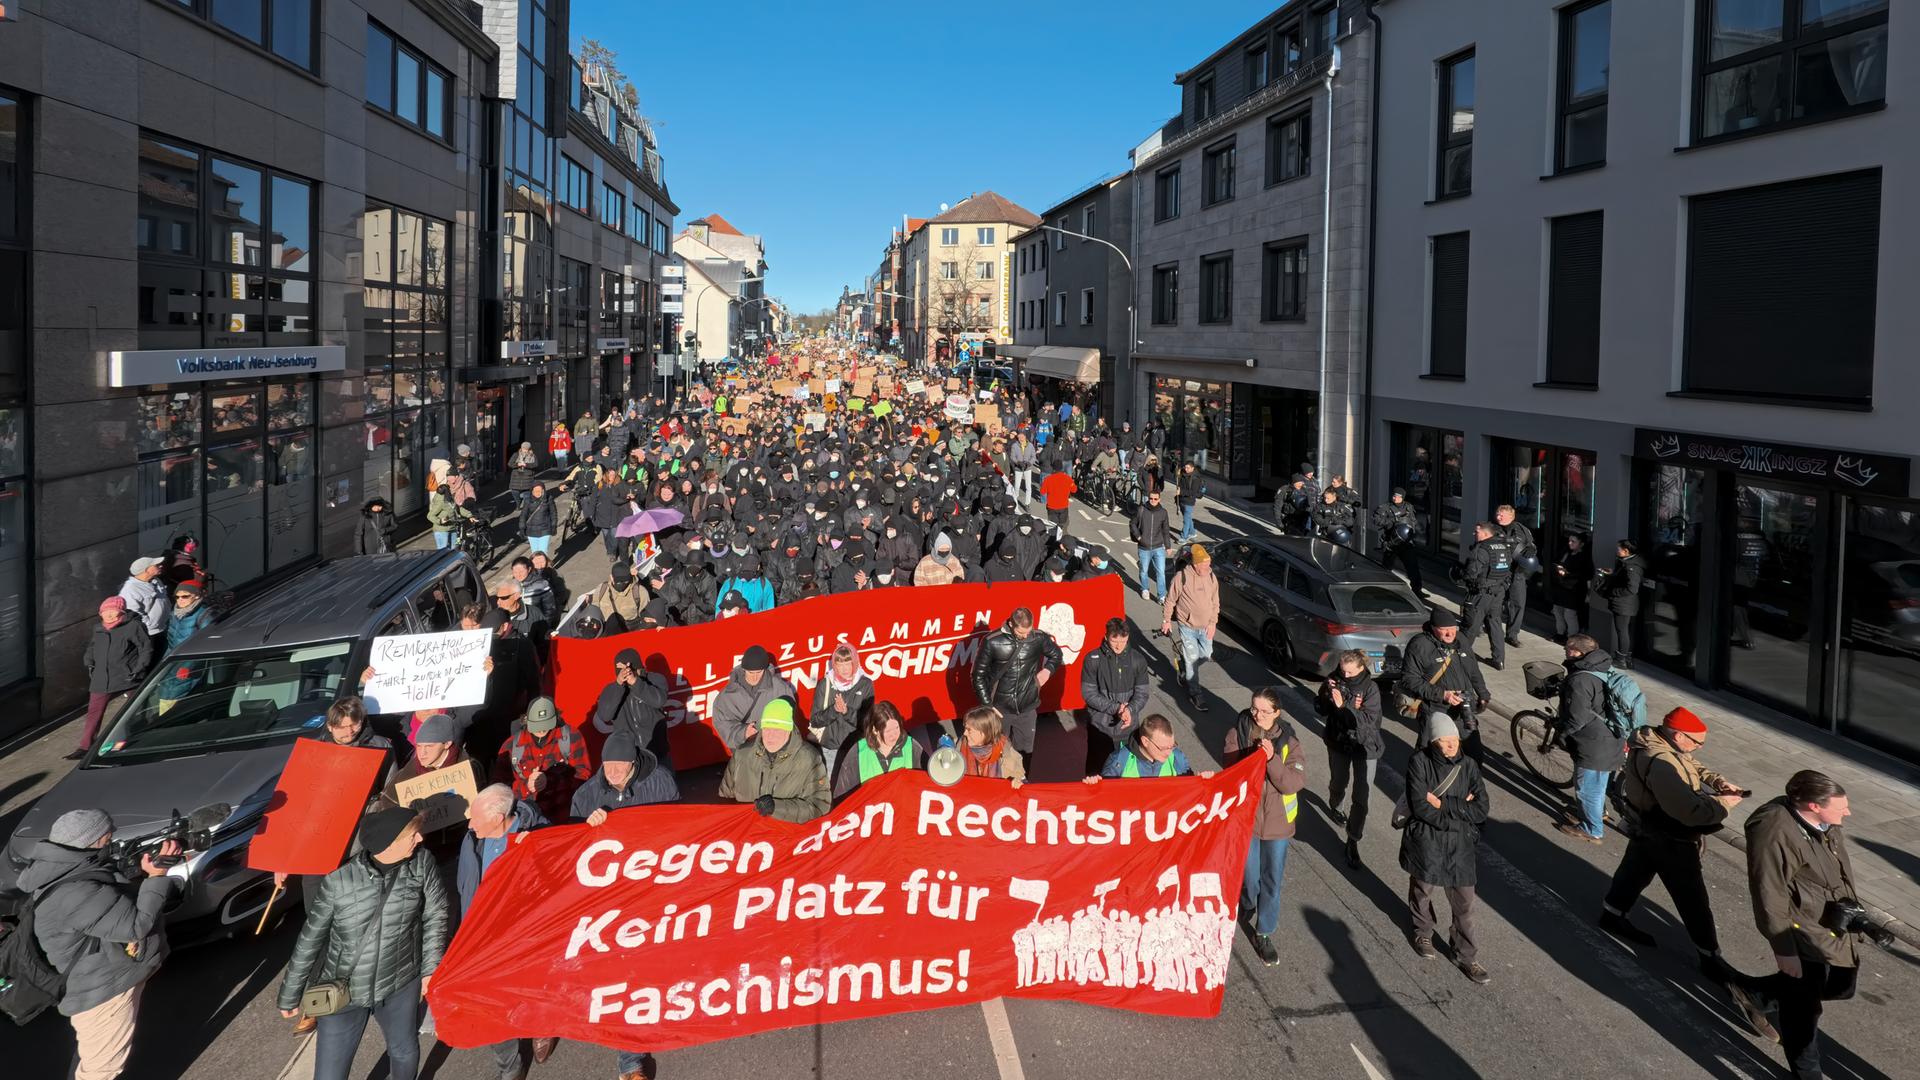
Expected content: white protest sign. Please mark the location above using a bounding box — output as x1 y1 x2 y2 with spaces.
825 378 843 394
362 629 492 713
905 378 927 396
944 393 973 422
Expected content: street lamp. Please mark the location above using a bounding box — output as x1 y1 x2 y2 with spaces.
1034 223 1140 353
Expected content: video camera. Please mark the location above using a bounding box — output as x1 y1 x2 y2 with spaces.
1820 898 1898 950
104 803 232 874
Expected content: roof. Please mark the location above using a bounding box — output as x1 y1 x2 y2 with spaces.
182 551 463 653
1036 172 1130 220
697 213 744 235
1248 535 1404 582
928 192 1040 227
1173 0 1312 85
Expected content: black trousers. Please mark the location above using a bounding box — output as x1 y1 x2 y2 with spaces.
1747 960 1857 1079
1503 576 1528 639
1325 747 1378 840
1462 590 1506 665
1085 720 1119 778
1390 544 1424 593
1002 706 1039 756
1611 611 1635 665
1552 603 1588 640
1601 832 1720 954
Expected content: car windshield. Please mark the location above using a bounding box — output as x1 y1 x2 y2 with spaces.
1332 583 1426 621
90 640 356 764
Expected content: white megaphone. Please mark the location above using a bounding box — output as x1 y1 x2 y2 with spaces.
927 744 966 787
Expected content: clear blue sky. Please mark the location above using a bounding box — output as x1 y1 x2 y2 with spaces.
572 0 1280 314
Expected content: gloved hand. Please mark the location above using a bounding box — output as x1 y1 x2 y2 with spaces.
754 795 776 817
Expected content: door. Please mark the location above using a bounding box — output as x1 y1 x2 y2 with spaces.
1836 499 1920 760
473 385 507 485
1726 482 1828 717
1641 463 1709 678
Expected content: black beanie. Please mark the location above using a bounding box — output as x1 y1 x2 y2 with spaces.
357 807 419 855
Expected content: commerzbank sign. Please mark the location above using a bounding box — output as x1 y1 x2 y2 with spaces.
110 345 347 387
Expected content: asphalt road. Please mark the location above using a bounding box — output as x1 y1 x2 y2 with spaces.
4 484 1916 1080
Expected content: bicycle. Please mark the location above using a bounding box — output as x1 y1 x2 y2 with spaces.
1511 661 1577 789
451 514 494 568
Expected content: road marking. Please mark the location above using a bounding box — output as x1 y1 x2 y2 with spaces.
1351 1043 1391 1080
980 997 1027 1080
275 1031 316 1080
1097 527 1113 542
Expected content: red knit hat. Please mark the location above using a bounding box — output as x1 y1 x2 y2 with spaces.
1664 707 1708 735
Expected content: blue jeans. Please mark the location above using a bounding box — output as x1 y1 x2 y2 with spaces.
1137 545 1167 599
1242 837 1289 936
1179 505 1196 542
433 530 452 550
1576 767 1610 838
314 978 421 1080
527 534 551 556
1177 624 1213 689
553 450 569 469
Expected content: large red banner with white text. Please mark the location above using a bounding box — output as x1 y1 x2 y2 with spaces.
549 577 1126 767
426 757 1264 1051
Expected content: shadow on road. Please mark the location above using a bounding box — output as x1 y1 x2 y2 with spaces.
1300 907 1475 1077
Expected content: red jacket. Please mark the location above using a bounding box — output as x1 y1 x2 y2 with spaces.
549 429 573 453
1040 471 1077 511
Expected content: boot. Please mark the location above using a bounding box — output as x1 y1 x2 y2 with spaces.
1343 838 1362 869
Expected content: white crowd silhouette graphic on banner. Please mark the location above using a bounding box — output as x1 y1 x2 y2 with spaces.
1008 867 1234 993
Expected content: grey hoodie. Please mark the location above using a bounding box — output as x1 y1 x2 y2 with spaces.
16 840 176 1015
710 665 796 750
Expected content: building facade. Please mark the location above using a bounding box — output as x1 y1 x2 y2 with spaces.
671 217 765 363
1128 0 1368 498
899 192 1035 369
1007 174 1135 421
1369 0 1917 763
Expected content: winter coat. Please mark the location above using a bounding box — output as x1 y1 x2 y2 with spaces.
153 602 217 700
717 733 830 824
1400 631 1489 710
710 666 796 750
1078 641 1150 741
1557 648 1627 772
1223 712 1307 840
1549 545 1595 608
830 732 926 800
356 502 398 555
1129 503 1172 548
914 552 967 587
569 756 681 818
1397 743 1489 888
84 619 152 694
1604 553 1646 614
809 665 875 756
1162 565 1220 632
118 575 170 636
426 491 466 532
508 452 539 493
454 799 547 915
1177 470 1205 508
586 480 635 531
1746 796 1861 968
1619 727 1731 839
590 674 674 768
275 849 450 1012
17 841 177 1015
522 489 558 537
1317 669 1385 758
971 622 1064 716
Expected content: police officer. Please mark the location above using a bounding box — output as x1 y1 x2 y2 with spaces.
1373 488 1424 595
1310 488 1357 544
1492 505 1537 647
1462 522 1515 670
1273 474 1314 535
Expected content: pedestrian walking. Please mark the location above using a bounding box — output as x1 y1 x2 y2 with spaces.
970 607 1064 757
1175 461 1204 543
521 482 560 557
1371 488 1423 594
494 697 590 826
1398 609 1490 760
1161 544 1220 711
276 808 450 1080
1460 522 1514 670
1130 488 1172 602
1039 463 1077 531
572 730 679 823
1399 713 1492 985
548 420 573 470
356 497 397 555
1492 504 1537 646
73 598 153 759
16 808 181 1080
508 442 540 521
427 484 474 550
1317 649 1384 868
118 556 169 661
1555 635 1632 844
1223 688 1305 965
1079 618 1150 777
150 581 216 714
717 699 831 824
457 785 554 1078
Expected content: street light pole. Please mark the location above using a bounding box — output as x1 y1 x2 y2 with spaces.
1034 224 1139 419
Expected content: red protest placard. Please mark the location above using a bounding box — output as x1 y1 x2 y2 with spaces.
426 756 1264 1052
244 739 388 874
548 577 1126 769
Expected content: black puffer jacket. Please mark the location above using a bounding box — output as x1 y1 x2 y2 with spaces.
16 841 177 1015
276 849 451 1012
1078 641 1150 740
586 480 634 530
1316 669 1384 758
971 622 1064 715
1398 743 1489 888
1557 647 1626 771
84 619 153 694
522 489 558 537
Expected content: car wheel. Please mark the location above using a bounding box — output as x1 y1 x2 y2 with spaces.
1261 621 1295 673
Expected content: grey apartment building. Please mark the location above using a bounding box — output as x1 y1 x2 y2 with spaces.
0 0 674 731
1007 173 1135 422
1369 0 1917 763
1127 0 1370 497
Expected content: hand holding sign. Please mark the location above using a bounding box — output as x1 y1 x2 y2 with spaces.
362 630 492 713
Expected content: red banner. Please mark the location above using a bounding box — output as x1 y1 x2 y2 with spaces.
427 757 1264 1051
549 577 1126 768
244 739 387 875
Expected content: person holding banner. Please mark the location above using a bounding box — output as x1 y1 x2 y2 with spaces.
1091 713 1212 781
302 697 394 797
717 699 831 824
455 786 556 1076
952 706 1028 784
1080 618 1151 777
1223 688 1306 966
830 702 926 799
494 698 591 825
712 645 796 750
276 808 450 1080
571 730 679 823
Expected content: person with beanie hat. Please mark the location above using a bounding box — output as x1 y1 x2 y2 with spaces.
711 645 795 750
571 727 678 826
16 807 182 1078
278 806 448 1080
73 595 155 759
494 697 591 824
152 579 217 715
718 698 830 824
1397 608 1490 760
384 715 474 844
1398 704 1491 984
1599 703 1749 981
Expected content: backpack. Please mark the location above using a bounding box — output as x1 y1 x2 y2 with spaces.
508 720 577 772
1580 668 1648 738
0 892 70 1026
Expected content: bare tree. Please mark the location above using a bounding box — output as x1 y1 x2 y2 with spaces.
925 241 999 343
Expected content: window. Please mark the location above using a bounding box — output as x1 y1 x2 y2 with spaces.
360 202 451 520
1312 3 1339 55
1203 140 1236 206
977 227 996 244
1261 238 1308 321
976 261 995 279
977 296 991 318
1279 23 1304 74
201 0 314 69
940 261 958 280
1054 292 1066 326
1053 218 1067 251
1 91 27 688
1195 73 1216 120
557 256 589 358
1018 247 1027 274
570 61 584 113
136 136 314 349
1247 42 1271 91
1437 51 1476 197
1266 108 1310 185
1080 288 1095 325
654 219 670 254
1545 212 1604 386
940 227 960 245
367 22 453 139
1558 1 1611 170
1152 263 1179 324
1684 169 1879 405
1428 232 1470 377
1155 165 1181 222
600 183 624 231
1696 0 1887 141
629 203 650 242
1199 252 1233 324
559 155 591 214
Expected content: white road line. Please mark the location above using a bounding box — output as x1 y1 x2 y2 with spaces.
980 997 1028 1080
275 1032 316 1080
1097 527 1114 542
1351 1043 1391 1080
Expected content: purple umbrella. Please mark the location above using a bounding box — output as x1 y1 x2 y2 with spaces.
616 506 685 538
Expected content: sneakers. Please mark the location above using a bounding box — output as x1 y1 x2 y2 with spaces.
1141 587 1151 600
1459 961 1492 985
1556 822 1604 845
1728 983 1781 1043
1412 936 1440 960
1252 934 1281 966
1598 911 1657 947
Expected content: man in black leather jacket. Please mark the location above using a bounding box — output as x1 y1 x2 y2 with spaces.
970 607 1064 758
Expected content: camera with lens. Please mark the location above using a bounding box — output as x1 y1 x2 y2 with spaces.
1819 898 1897 949
105 803 232 874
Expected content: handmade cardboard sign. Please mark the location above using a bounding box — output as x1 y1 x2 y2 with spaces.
362 630 492 713
392 759 481 835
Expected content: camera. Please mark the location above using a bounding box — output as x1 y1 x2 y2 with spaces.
1820 898 1897 949
105 803 232 874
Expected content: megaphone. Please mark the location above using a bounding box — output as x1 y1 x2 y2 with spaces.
927 745 965 787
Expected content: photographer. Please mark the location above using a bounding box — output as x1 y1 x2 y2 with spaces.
1730 771 1867 1080
16 808 181 1080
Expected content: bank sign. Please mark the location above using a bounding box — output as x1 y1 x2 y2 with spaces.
110 345 347 387
1634 427 1911 497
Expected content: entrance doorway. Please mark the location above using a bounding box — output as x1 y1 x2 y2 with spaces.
1492 440 1597 614
1726 482 1829 717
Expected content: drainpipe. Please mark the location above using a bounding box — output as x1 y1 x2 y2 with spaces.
1361 5 1384 503
1318 45 1343 477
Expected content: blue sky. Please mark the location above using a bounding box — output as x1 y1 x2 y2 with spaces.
573 0 1280 314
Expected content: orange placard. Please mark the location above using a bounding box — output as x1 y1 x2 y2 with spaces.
244 739 388 874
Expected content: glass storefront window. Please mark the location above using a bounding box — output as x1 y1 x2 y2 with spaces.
0 407 19 477
267 432 314 571
1493 441 1598 611
1391 424 1467 561
0 479 27 687
210 390 260 434
266 380 310 430
206 440 266 587
1727 483 1824 714
362 201 452 511
1839 501 1920 760
364 417 394 510
138 452 202 556
1151 377 1235 478
1641 464 1708 678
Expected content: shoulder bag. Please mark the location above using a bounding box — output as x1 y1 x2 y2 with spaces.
298 868 397 1019
1391 761 1465 831
1395 651 1452 720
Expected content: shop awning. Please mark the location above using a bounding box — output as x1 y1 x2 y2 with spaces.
1023 346 1101 383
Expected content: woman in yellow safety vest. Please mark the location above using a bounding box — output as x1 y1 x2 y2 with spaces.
1223 686 1306 966
830 702 925 799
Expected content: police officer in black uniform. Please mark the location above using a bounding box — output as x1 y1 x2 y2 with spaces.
1462 521 1515 669
1493 504 1538 648
1372 488 1424 595
1310 488 1357 543
1273 474 1314 535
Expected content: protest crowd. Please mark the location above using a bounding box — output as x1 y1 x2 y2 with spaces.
13 340 1880 1080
